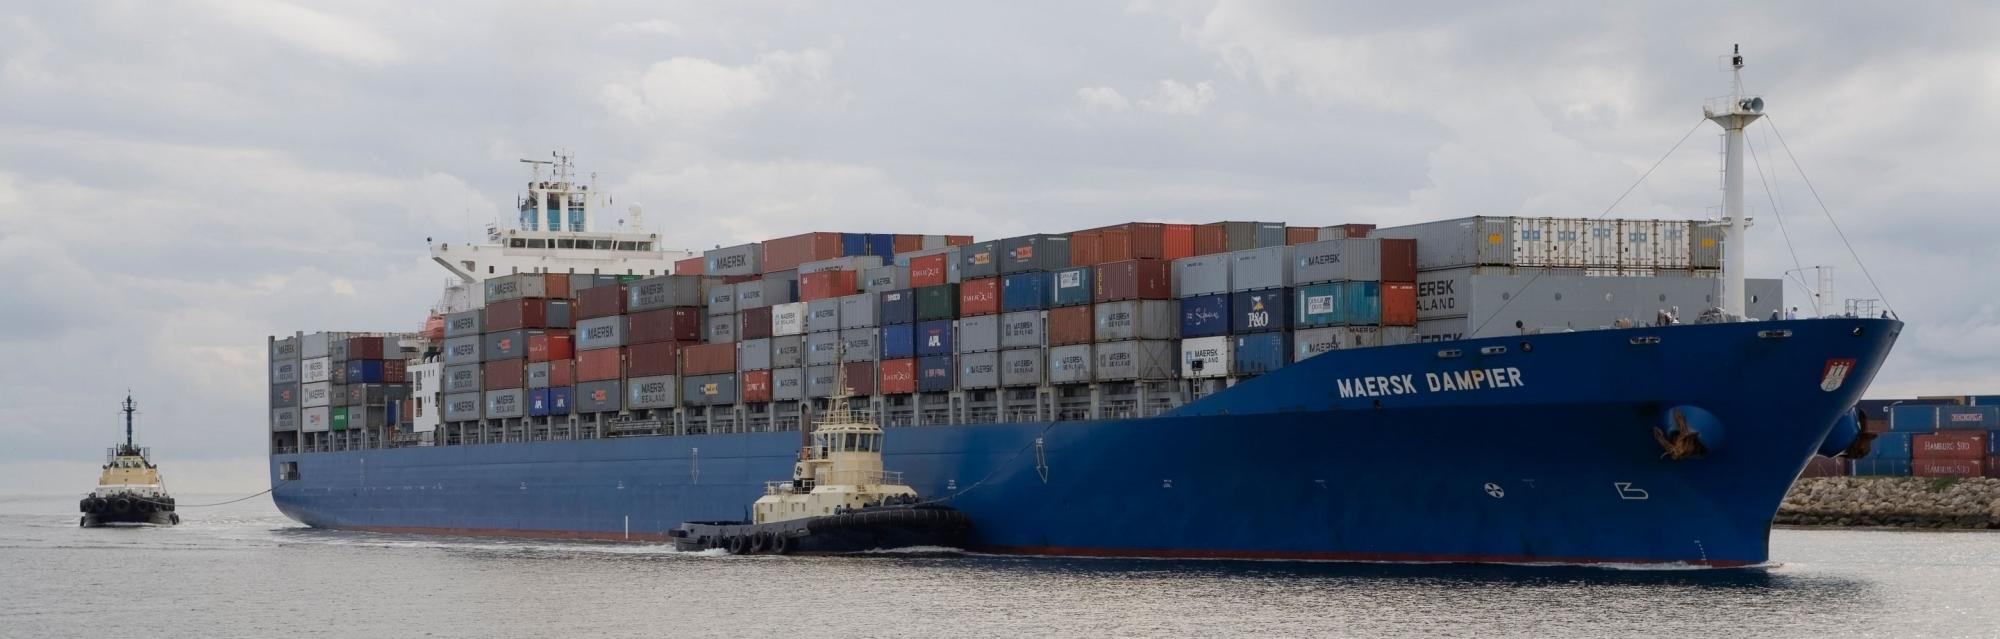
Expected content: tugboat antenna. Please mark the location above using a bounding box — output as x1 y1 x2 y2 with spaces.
123 392 136 450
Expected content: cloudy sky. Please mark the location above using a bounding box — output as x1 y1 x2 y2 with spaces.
2 1 1995 493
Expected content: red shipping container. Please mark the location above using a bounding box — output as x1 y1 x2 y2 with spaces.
1162 224 1195 260
575 348 624 382
739 307 774 340
910 254 950 287
960 277 1000 315
892 234 924 253
675 256 705 276
1286 227 1318 245
1100 223 1167 262
381 359 407 383
575 285 626 320
720 274 758 285
1380 238 1417 283
763 232 845 273
800 270 860 302
682 343 737 375
483 359 525 390
484 298 550 332
345 336 385 360
1914 457 1984 478
1047 305 1094 346
547 360 574 388
1914 431 1987 460
526 333 574 363
1381 282 1417 327
842 362 878 396
627 341 683 377
628 307 702 344
1093 259 1173 303
741 369 774 403
879 359 917 395
946 235 975 247
1193 225 1228 256
1333 223 1376 239
1069 230 1102 267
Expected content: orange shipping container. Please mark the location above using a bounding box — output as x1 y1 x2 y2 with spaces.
627 341 683 377
741 369 774 403
674 256 705 276
1069 230 1103 267
878 358 917 395
946 235 975 246
1286 227 1318 245
526 333 574 363
681 342 737 376
1100 223 1167 262
763 232 846 273
1381 282 1417 327
1047 305 1094 345
960 277 1000 316
909 254 950 287
842 362 878 395
548 360 574 388
576 348 624 382
800 270 860 301
1193 225 1228 256
1162 223 1195 260
892 234 925 253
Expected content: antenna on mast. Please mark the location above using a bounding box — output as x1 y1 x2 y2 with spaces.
122 392 136 450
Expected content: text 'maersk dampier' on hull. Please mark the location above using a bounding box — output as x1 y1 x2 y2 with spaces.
265 54 1902 567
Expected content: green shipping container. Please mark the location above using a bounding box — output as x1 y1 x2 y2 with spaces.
617 274 644 283
1295 282 1345 328
915 284 960 321
330 406 349 431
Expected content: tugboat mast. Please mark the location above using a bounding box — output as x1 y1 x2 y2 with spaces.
122 393 136 452
1704 44 1765 319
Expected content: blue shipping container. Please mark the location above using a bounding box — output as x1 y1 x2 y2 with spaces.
549 387 573 415
1889 405 1938 432
528 389 551 417
1232 332 1290 376
345 360 386 383
881 323 917 360
1850 458 1912 476
1001 272 1051 312
385 399 400 426
841 233 868 257
866 233 896 260
1872 431 1914 459
1973 395 2000 406
917 320 954 357
879 289 916 325
918 355 954 392
1181 293 1231 338
1343 281 1381 326
1052 266 1093 307
1936 405 2000 430
1295 282 1344 328
1231 289 1291 334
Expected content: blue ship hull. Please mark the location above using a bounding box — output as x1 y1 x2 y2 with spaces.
271 318 1899 566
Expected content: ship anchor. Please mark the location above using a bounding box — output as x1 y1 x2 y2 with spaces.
1653 408 1710 460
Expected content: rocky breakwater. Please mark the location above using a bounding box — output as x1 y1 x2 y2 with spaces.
1779 476 2000 529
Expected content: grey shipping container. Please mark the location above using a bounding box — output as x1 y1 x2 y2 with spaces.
485 389 526 419
329 384 348 407
1374 216 1517 271
806 365 839 398
1691 223 1723 269
575 380 621 413
770 335 805 369
839 293 880 329
1093 300 1180 341
301 381 331 408
705 313 738 344
960 241 1001 279
628 275 704 312
735 278 793 311
1294 326 1345 361
738 338 773 371
863 265 909 293
442 335 482 365
956 314 1002 354
483 273 550 304
958 351 1000 390
772 367 805 401
806 298 842 333
1047 344 1093 384
526 361 552 389
301 332 331 359
800 255 884 274
271 383 301 409
1001 348 1043 387
1229 245 1294 292
444 310 482 338
999 234 1071 274
271 359 300 385
706 283 737 316
1094 340 1177 381
444 364 481 394
1292 238 1382 284
442 392 482 421
330 339 348 363
806 331 840 366
705 243 764 277
575 316 625 351
483 329 531 361
840 328 880 362
301 357 331 384
999 310 1045 349
1174 255 1230 298
1411 267 1780 330
626 374 679 410
684 374 739 406
270 407 299 432
270 336 300 361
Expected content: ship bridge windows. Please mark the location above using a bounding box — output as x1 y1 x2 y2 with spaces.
837 433 881 452
527 239 547 249
509 238 527 248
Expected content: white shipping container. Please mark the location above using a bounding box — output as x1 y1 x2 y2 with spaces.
301 357 332 384
1293 326 1344 361
1228 245 1294 292
1047 344 1093 384
302 381 332 408
1173 255 1231 298
771 302 806 336
1179 336 1233 379
301 406 331 433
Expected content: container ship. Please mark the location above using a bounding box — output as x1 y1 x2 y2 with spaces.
266 62 1902 567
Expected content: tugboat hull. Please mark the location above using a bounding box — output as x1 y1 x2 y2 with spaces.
79 495 177 527
672 505 971 555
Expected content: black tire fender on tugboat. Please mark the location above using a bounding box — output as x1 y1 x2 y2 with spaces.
771 533 791 555
727 535 747 555
111 498 131 513
748 533 768 554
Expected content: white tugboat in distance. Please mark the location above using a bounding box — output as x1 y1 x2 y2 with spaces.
79 395 178 527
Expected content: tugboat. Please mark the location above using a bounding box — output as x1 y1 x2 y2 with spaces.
670 368 970 555
79 395 177 527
